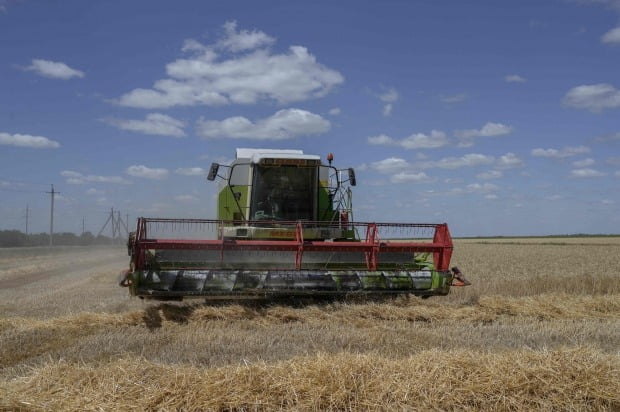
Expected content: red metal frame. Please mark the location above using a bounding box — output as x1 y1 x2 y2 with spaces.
131 218 454 272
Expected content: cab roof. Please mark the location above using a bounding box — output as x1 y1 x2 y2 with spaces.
235 148 320 164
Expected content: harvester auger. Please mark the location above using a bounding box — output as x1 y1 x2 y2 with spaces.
120 148 470 300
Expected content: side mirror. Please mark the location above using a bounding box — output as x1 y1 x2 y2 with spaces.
348 168 356 186
207 163 219 181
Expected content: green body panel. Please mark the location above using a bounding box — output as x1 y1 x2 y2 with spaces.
317 182 336 222
218 185 249 220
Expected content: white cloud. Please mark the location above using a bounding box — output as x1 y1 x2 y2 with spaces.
390 171 433 184
379 88 398 103
61 170 131 185
563 84 620 112
126 165 169 180
570 168 607 178
595 131 620 143
86 188 104 196
328 107 341 116
531 146 591 158
217 21 275 52
175 167 206 176
24 59 84 79
174 194 196 202
196 108 330 140
601 27 620 44
61 171 81 178
440 93 468 103
0 132 60 149
379 87 398 117
505 74 527 83
455 122 513 140
371 158 410 173
417 153 495 169
368 134 392 145
615 170 620 177
368 130 449 150
607 156 620 166
466 183 499 193
477 170 503 179
485 194 499 200
497 152 524 169
116 23 343 109
455 122 513 147
572 158 595 167
103 113 186 137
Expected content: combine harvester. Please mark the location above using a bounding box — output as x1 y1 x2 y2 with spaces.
121 148 470 300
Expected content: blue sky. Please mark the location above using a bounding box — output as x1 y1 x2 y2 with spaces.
1 0 619 236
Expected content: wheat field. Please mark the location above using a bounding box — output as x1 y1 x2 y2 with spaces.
0 239 619 410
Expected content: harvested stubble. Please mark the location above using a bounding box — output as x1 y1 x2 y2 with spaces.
1 348 618 411
2 293 619 333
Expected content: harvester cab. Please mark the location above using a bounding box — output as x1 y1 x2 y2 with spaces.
121 148 470 300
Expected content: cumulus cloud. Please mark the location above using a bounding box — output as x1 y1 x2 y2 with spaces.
371 158 411 174
570 168 607 178
115 23 343 109
594 131 620 143
466 183 499 193
61 170 131 185
174 194 196 202
439 93 468 103
477 170 503 180
126 165 169 180
563 84 620 112
607 156 620 166
217 21 275 52
572 158 595 167
379 87 398 116
175 167 206 176
505 74 527 83
417 153 495 169
601 27 620 44
85 188 104 196
390 171 433 184
196 108 330 140
0 132 60 149
497 152 524 169
24 59 84 79
531 146 591 158
103 113 186 137
328 107 341 116
368 130 449 150
455 122 513 147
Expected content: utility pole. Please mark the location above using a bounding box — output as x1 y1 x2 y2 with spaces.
82 217 85 235
25 204 29 235
97 208 113 238
97 208 129 241
47 184 58 246
111 208 117 239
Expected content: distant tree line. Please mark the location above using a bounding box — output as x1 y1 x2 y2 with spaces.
0 230 122 247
